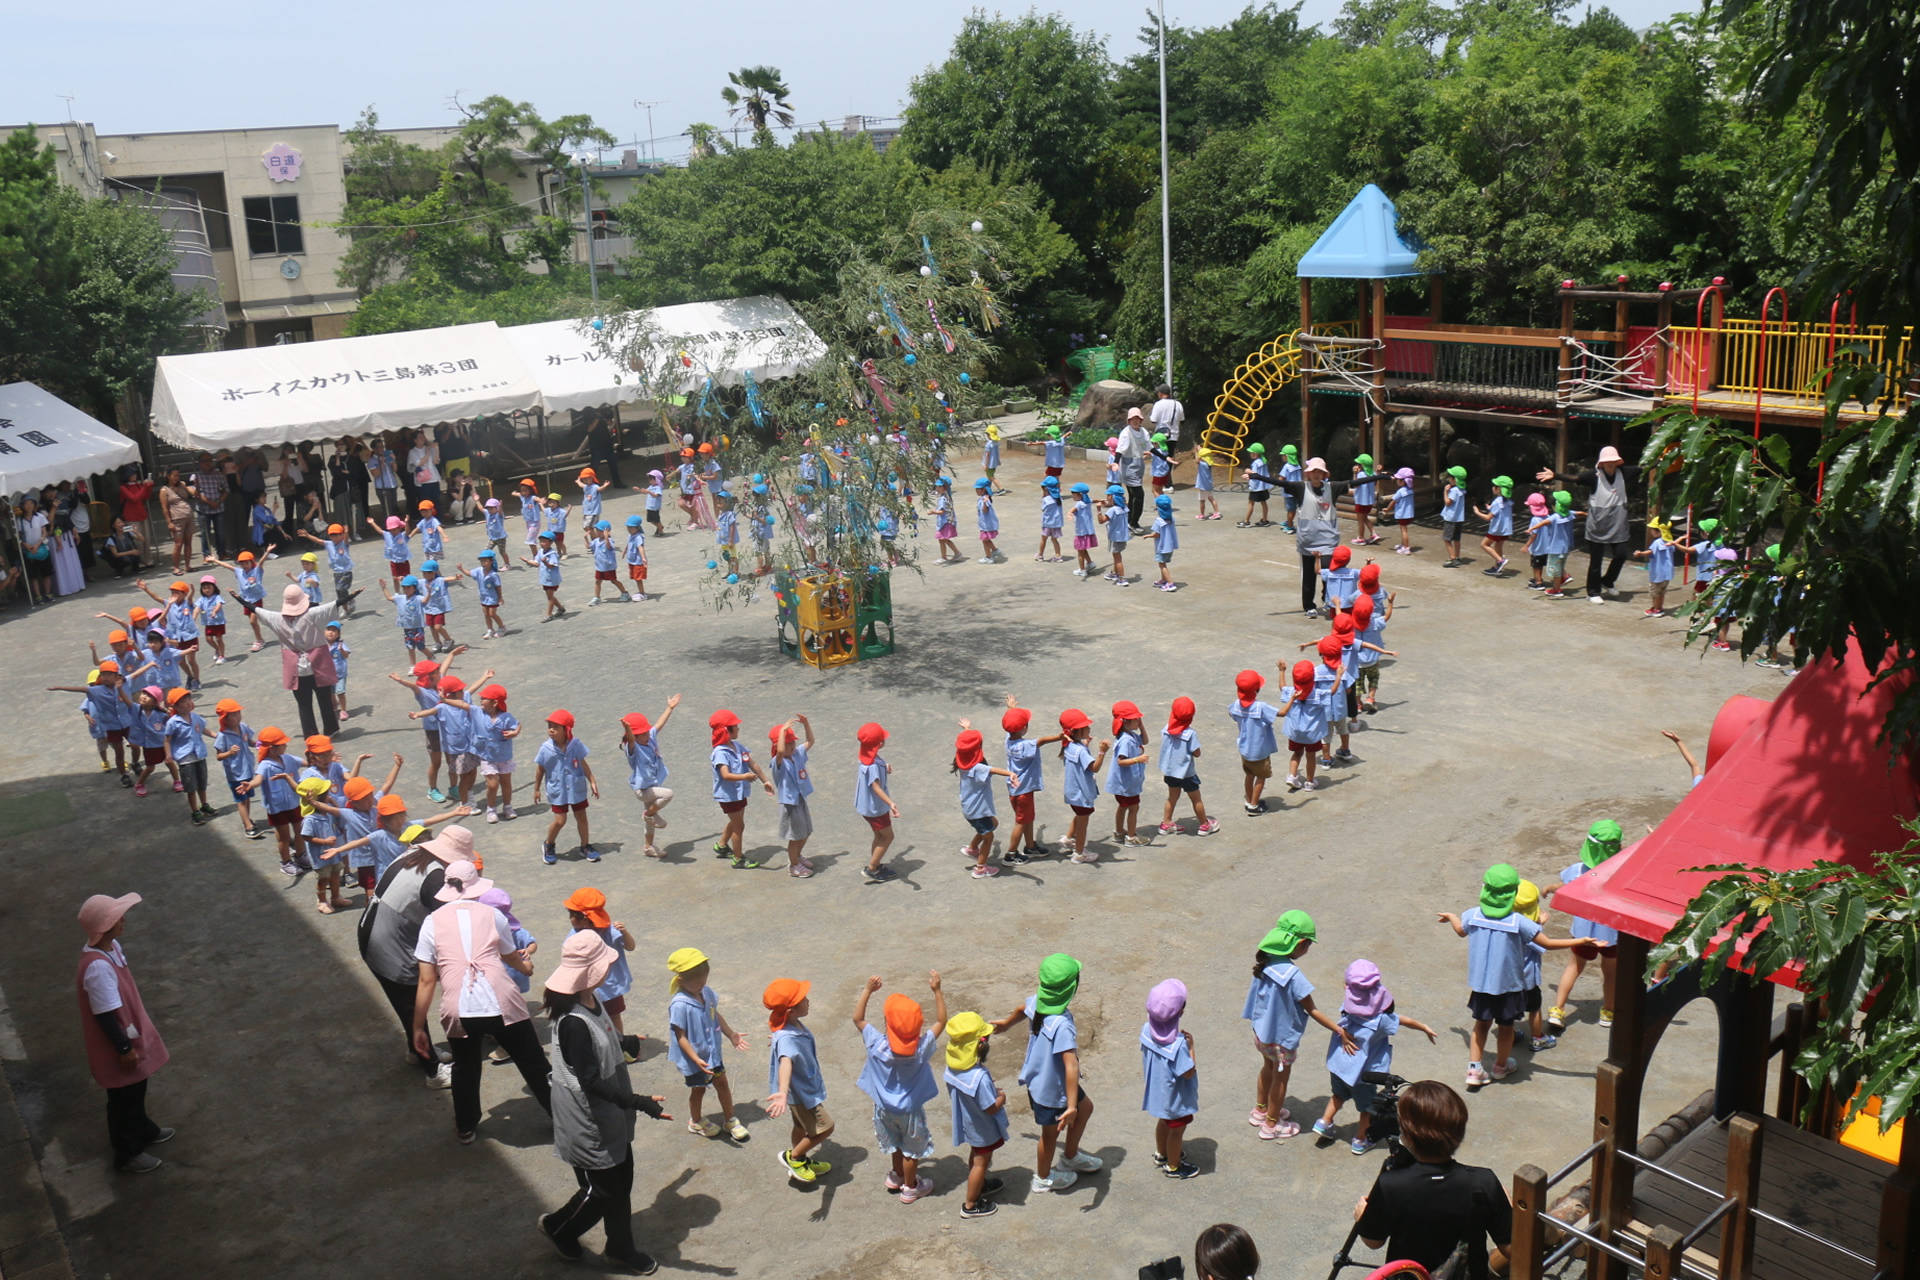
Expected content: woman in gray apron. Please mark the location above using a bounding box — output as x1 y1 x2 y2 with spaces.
1538 446 1642 603
1275 457 1379 616
538 931 671 1275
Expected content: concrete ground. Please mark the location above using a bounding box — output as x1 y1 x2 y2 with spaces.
0 444 1784 1280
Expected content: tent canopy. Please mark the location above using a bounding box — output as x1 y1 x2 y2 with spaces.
149 322 544 451
1553 642 1919 968
0 382 141 494
505 295 827 415
1297 184 1426 280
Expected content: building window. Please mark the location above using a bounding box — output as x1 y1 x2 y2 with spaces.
241 195 304 256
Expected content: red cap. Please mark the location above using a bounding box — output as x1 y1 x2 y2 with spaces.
1001 706 1031 735
1058 708 1090 734
1166 696 1195 733
856 722 887 764
479 684 507 707
438 676 465 695
548 709 576 729
769 722 795 746
1331 545 1352 568
622 712 652 735
1352 593 1375 628
411 660 438 678
1292 660 1316 698
1110 699 1142 736
709 708 741 747
1332 614 1355 637
954 729 984 769
1317 635 1343 661
1235 669 1265 707
1359 563 1381 589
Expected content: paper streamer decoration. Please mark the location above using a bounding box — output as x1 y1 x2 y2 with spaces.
877 289 917 350
972 276 1002 330
921 234 940 279
743 370 766 427
860 359 896 413
926 298 957 354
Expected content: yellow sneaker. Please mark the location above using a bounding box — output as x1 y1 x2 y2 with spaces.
782 1150 817 1183
1599 1008 1614 1027
804 1157 832 1176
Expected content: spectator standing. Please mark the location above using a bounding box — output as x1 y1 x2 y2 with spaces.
189 453 229 559
1150 385 1185 454
75 893 174 1173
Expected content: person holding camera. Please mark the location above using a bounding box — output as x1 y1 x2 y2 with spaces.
1353 1080 1511 1277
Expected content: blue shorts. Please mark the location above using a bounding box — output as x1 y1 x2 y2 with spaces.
966 815 997 834
1155 552 1173 564
403 628 426 648
1030 1087 1087 1129
872 1104 934 1158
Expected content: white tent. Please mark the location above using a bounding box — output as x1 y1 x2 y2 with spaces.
503 295 827 415
0 382 141 494
149 322 545 450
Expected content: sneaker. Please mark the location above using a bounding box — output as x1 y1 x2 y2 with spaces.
1115 578 1131 587
588 597 602 606
687 1118 722 1138
885 1170 905 1192
1642 607 1665 618
970 863 1001 878
242 824 266 840
1350 1136 1379 1155
731 855 762 870
500 805 517 821
1151 1150 1167 1167
1334 748 1353 761
1545 1004 1569 1032
1244 800 1265 815
1530 1034 1559 1052
898 1176 933 1203
538 1212 585 1260
1258 1120 1301 1139
1068 852 1098 863
198 803 217 817
428 788 447 803
1527 581 1546 590
979 557 995 564
863 864 896 882
1589 595 1605 605
542 844 557 865
1158 822 1181 836
119 1152 163 1173
1124 835 1150 846
1599 1008 1614 1027
1286 774 1302 791
279 861 297 876
133 784 148 797
1102 572 1119 582
1196 818 1220 835
426 1062 453 1089
485 807 498 824
172 781 185 793
1059 1150 1103 1172
189 812 206 826
1110 830 1127 845
782 1150 816 1183
789 864 813 878
1544 589 1565 598
960 1198 999 1217
1465 1062 1490 1087
583 845 600 862
1250 1107 1292 1125
607 1251 659 1276
1755 657 1784 669
1072 569 1088 578
1164 1160 1200 1179
101 760 113 773
1002 849 1031 866
1494 557 1509 572
1711 640 1733 651
1312 1119 1338 1140
1031 1169 1079 1193
1299 779 1317 791
1488 1058 1517 1080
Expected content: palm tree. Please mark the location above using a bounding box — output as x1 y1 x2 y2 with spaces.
720 66 795 139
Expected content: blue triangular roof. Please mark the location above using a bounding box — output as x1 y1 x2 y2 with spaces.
1296 184 1425 279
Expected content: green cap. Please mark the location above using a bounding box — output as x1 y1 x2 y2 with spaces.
1034 953 1082 1015
1553 490 1574 511
1447 466 1468 481
1582 819 1624 869
1480 864 1521 919
1257 909 1317 957
1046 425 1061 438
1697 517 1719 534
1355 453 1373 468
1247 443 1266 455
1765 544 1780 563
1491 475 1513 493
1280 444 1299 458
1151 432 1167 444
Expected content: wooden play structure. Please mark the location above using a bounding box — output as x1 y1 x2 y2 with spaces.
772 569 893 669
1506 642 1919 1280
1203 184 1917 474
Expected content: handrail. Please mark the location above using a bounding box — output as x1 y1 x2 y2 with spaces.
1754 287 1789 440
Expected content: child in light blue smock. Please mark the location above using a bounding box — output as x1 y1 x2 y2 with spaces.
1242 910 1352 1139
973 478 1000 563
1634 518 1678 617
1314 960 1436 1153
1104 702 1149 845
1390 467 1417 554
666 949 749 1141
1440 465 1469 565
1156 697 1214 836
1228 667 1281 814
521 533 566 622
952 727 1013 879
944 1011 1008 1217
1150 494 1178 591
854 974 948 1203
1140 978 1200 1179
1475 476 1515 575
1057 710 1108 864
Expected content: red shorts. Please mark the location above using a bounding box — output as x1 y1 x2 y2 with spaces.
1115 794 1140 808
174 638 199 653
1151 477 1169 491
1010 792 1036 824
1163 1115 1193 1129
1044 466 1063 478
268 807 300 828
1353 504 1373 516
628 565 646 580
425 613 446 627
604 995 627 1015
104 729 126 745
595 570 617 582
1289 740 1323 753
240 600 260 616
142 746 166 765
719 799 748 815
1573 942 1620 961
553 801 589 813
1070 804 1095 817
389 560 410 577
204 624 226 637
971 1140 1005 1156
1397 519 1411 529
864 814 893 831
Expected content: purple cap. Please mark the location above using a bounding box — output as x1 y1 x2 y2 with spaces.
1145 978 1187 1044
1342 959 1392 1017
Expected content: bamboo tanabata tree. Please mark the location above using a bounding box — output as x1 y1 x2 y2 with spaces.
588 207 1022 614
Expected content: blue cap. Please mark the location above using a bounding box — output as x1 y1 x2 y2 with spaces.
477 549 497 559
1155 495 1173 510
934 476 951 487
1106 484 1125 497
595 519 611 531
1070 482 1091 494
420 559 438 572
625 514 642 528
400 574 420 587
753 483 769 495
973 477 991 489
1041 475 1060 488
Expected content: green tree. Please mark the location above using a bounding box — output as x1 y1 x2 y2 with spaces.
720 66 796 144
1110 4 1314 153
0 128 208 423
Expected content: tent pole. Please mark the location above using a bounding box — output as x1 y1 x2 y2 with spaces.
8 519 38 609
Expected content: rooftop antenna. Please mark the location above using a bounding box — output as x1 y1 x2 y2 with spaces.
633 100 665 162
57 93 76 120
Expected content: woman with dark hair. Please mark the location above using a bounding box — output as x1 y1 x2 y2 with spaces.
537 930 671 1274
1354 1080 1512 1278
1194 1224 1260 1280
15 496 54 598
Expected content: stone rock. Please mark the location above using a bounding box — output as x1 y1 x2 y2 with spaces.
1074 379 1151 430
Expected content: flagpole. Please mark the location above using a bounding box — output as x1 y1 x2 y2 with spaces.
1158 0 1174 393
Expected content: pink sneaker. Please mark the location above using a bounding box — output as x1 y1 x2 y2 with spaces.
1158 822 1181 835
172 781 185 793
133 784 148 797
1258 1120 1301 1140
899 1176 934 1203
1488 1058 1517 1080
1196 818 1220 835
885 1171 905 1192
970 864 1001 878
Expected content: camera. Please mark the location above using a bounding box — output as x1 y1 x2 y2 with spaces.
1361 1070 1414 1171
1139 1258 1184 1280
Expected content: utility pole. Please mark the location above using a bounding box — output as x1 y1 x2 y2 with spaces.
574 153 599 310
1157 0 1175 393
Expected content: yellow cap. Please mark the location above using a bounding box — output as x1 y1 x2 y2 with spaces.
1516 878 1542 921
399 823 427 844
295 776 331 815
667 946 710 991
86 669 101 685
945 1011 991 1071
300 552 318 562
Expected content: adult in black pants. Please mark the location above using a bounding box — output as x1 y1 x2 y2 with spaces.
1274 458 1377 616
412 859 552 1143
1539 446 1643 605
584 416 630 490
359 831 477 1088
76 893 174 1173
266 584 352 738
1354 1080 1511 1279
538 932 670 1274
232 450 267 554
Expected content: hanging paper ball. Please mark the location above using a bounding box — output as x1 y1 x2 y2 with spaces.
867 311 879 321
705 560 717 569
922 332 934 342
682 434 693 446
958 372 971 384
903 353 917 365
919 265 933 277
868 434 881 445
971 220 984 233
591 317 604 331
814 402 826 410
726 573 739 584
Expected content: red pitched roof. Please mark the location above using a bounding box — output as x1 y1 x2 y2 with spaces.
1553 641 1918 957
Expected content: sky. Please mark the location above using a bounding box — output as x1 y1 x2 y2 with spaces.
8 0 1698 160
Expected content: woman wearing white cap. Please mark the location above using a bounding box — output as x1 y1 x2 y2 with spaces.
410 858 551 1142
537 931 672 1274
75 893 174 1172
1538 447 1644 604
1274 458 1380 617
266 581 358 738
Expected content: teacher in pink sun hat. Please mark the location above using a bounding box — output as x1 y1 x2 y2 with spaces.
76 892 174 1172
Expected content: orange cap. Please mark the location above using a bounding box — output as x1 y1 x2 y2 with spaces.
237 551 256 563
376 794 407 816
327 523 345 536
563 887 610 929
165 688 191 706
169 580 190 593
883 993 924 1055
108 629 129 644
763 978 811 1030
306 734 333 753
97 658 119 673
343 777 375 802
214 698 243 715
257 725 289 746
